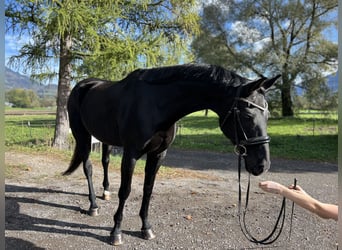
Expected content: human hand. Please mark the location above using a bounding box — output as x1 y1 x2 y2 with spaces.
288 184 308 195
259 181 285 195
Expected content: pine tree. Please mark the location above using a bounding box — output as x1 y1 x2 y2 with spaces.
6 0 199 148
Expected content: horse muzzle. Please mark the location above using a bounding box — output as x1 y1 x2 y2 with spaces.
241 136 271 176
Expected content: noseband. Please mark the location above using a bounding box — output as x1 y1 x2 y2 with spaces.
220 94 294 245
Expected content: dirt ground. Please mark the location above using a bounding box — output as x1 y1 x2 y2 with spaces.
5 148 338 250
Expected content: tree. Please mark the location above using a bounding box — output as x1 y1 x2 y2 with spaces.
302 75 338 110
192 0 337 116
6 0 199 149
6 88 40 108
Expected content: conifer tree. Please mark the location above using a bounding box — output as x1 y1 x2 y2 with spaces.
6 0 199 148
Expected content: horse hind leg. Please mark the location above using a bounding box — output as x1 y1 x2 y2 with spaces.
101 144 112 201
83 155 99 216
67 90 99 216
68 129 99 216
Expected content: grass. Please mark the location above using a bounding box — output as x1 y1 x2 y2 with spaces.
173 110 338 163
5 114 55 148
5 109 338 163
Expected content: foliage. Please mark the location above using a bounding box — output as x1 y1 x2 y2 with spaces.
294 89 338 111
6 0 200 81
5 0 200 148
39 96 56 108
192 0 338 116
6 88 40 108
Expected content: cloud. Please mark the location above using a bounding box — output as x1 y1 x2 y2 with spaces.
5 33 33 75
231 21 261 44
5 33 31 59
253 37 271 52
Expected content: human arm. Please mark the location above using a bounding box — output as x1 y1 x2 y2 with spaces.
259 181 338 221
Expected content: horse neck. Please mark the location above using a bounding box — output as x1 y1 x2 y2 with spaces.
166 81 234 121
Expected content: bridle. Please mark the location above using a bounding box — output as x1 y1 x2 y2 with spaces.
220 93 294 245
220 95 271 156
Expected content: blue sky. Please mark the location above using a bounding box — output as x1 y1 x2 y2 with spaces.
5 7 338 77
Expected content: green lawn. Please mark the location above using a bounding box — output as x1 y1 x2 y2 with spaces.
5 109 338 163
172 110 338 163
5 114 55 148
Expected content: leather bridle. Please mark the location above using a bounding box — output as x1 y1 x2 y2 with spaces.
220 95 271 155
220 93 295 245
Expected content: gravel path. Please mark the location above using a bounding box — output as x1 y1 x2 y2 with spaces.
5 149 338 249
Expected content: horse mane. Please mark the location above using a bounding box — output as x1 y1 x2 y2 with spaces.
128 64 247 87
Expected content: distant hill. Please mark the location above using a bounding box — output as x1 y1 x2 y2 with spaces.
5 67 58 98
327 72 338 92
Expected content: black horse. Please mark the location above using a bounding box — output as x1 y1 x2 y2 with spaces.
64 64 280 245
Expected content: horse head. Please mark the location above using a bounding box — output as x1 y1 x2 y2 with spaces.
220 75 281 176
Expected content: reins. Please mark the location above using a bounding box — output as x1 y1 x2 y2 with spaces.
237 153 287 245
223 95 295 245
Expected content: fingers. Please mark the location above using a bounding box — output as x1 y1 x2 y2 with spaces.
289 184 302 191
259 181 268 187
258 181 281 194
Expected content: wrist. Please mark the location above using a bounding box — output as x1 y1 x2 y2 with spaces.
277 185 286 196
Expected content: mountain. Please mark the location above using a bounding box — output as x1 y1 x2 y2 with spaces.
5 67 58 97
327 72 338 92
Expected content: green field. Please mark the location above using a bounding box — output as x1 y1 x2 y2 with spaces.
173 111 338 163
5 114 55 148
5 109 338 163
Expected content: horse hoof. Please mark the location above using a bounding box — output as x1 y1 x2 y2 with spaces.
110 233 123 246
142 228 156 240
88 208 99 216
103 191 111 201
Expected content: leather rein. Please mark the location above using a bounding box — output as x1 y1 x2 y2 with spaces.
221 95 295 245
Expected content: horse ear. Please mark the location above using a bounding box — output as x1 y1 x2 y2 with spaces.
262 74 281 91
240 74 281 97
240 77 266 97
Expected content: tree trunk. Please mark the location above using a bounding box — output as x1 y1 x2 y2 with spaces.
281 75 294 117
53 33 72 149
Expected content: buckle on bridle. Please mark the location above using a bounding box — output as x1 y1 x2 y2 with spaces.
234 144 247 156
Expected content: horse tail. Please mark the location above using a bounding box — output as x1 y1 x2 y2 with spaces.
63 79 100 175
63 145 83 175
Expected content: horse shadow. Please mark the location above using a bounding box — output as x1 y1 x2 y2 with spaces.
6 237 45 250
5 184 88 197
5 184 114 246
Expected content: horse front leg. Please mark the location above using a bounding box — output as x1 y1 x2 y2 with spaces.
139 150 167 240
101 144 112 201
110 149 137 246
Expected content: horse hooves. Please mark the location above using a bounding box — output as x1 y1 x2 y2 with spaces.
88 208 99 216
110 233 123 246
142 228 156 240
102 191 111 201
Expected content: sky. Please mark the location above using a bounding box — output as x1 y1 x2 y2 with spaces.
5 33 30 68
5 4 338 78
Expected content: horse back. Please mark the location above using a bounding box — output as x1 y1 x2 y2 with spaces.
68 78 111 108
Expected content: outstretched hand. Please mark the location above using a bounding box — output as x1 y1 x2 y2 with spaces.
258 181 285 195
